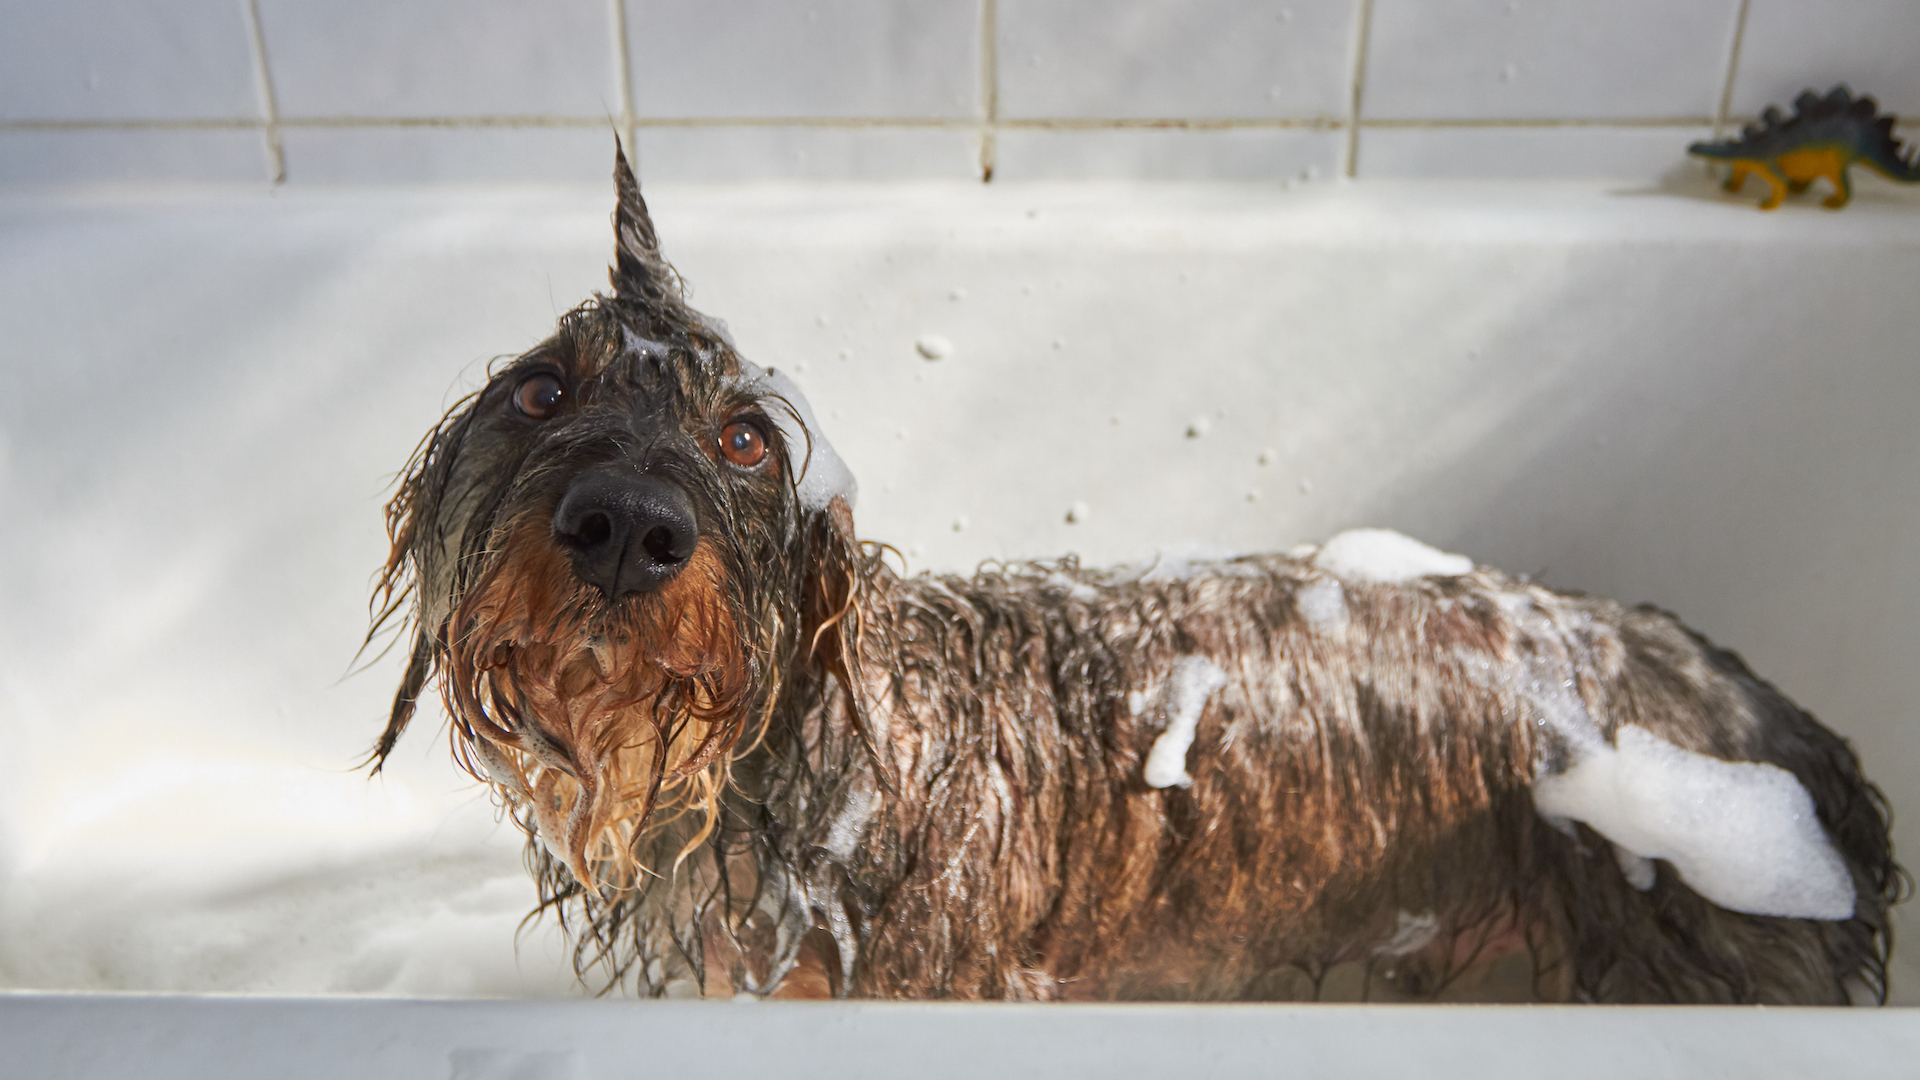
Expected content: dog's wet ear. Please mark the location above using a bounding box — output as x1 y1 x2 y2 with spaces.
802 496 861 679
610 146 682 314
801 496 895 789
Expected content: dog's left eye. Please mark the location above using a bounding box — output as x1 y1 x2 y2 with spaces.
514 373 566 420
719 420 768 468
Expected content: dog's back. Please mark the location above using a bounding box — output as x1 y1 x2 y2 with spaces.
760 547 1899 1003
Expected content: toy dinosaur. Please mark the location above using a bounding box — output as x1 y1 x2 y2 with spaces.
1689 85 1920 210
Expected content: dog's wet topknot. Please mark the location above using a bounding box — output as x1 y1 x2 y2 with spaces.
732 358 858 512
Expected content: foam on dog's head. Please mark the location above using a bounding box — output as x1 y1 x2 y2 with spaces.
731 358 858 513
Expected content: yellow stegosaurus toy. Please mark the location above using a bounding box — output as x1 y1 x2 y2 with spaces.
1689 85 1919 210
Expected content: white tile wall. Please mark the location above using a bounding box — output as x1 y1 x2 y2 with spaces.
993 127 1343 180
1357 125 1716 180
0 129 266 184
258 0 616 118
2 0 1918 183
1363 0 1738 121
278 127 615 184
1733 0 1920 117
996 0 1358 120
0 0 259 121
627 0 980 119
633 126 979 180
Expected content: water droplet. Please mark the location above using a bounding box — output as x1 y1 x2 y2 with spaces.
916 334 953 360
949 287 967 301
1298 478 1314 495
952 515 969 532
1186 417 1210 438
816 312 831 327
1066 501 1091 524
1258 448 1278 466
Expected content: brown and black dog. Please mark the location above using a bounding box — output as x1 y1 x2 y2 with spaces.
369 153 1901 1004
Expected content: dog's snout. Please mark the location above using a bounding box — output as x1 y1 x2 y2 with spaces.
552 471 698 599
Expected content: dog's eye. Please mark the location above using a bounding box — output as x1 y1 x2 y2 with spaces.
719 420 768 468
514 373 566 420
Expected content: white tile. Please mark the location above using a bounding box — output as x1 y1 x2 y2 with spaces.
627 0 980 118
258 0 615 118
279 126 613 183
0 0 258 121
1356 125 1714 179
633 126 980 181
0 129 269 184
992 128 1343 180
1732 0 1920 117
997 0 1358 120
1365 0 1739 120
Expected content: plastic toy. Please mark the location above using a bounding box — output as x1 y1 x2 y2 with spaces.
1689 85 1919 210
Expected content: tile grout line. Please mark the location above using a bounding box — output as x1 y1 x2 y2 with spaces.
1343 0 1376 179
1714 0 1753 139
1363 116 1717 129
609 0 637 164
240 0 284 184
978 0 998 182
0 115 1742 133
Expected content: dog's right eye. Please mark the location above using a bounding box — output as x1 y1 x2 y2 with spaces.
514 373 566 420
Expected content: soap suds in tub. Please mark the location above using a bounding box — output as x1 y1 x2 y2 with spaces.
1533 725 1855 920
1313 528 1473 583
1141 657 1229 789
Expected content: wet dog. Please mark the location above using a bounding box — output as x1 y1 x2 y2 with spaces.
369 152 1902 1003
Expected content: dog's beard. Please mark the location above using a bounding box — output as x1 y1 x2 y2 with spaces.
440 516 751 890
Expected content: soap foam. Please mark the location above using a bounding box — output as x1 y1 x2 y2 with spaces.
732 359 858 512
1314 528 1473 583
1533 725 1855 920
1374 910 1440 957
1293 578 1349 630
1142 656 1229 789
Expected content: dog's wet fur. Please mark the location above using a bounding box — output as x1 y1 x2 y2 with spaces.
371 153 1903 1003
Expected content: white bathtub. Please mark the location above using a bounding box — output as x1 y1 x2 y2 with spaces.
1 177 1917 1070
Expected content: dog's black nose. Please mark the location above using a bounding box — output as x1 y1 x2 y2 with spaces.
552 471 699 599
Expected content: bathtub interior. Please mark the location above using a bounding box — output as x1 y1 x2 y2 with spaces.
0 176 1917 1008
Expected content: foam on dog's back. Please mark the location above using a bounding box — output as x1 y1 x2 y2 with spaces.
1533 724 1856 920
